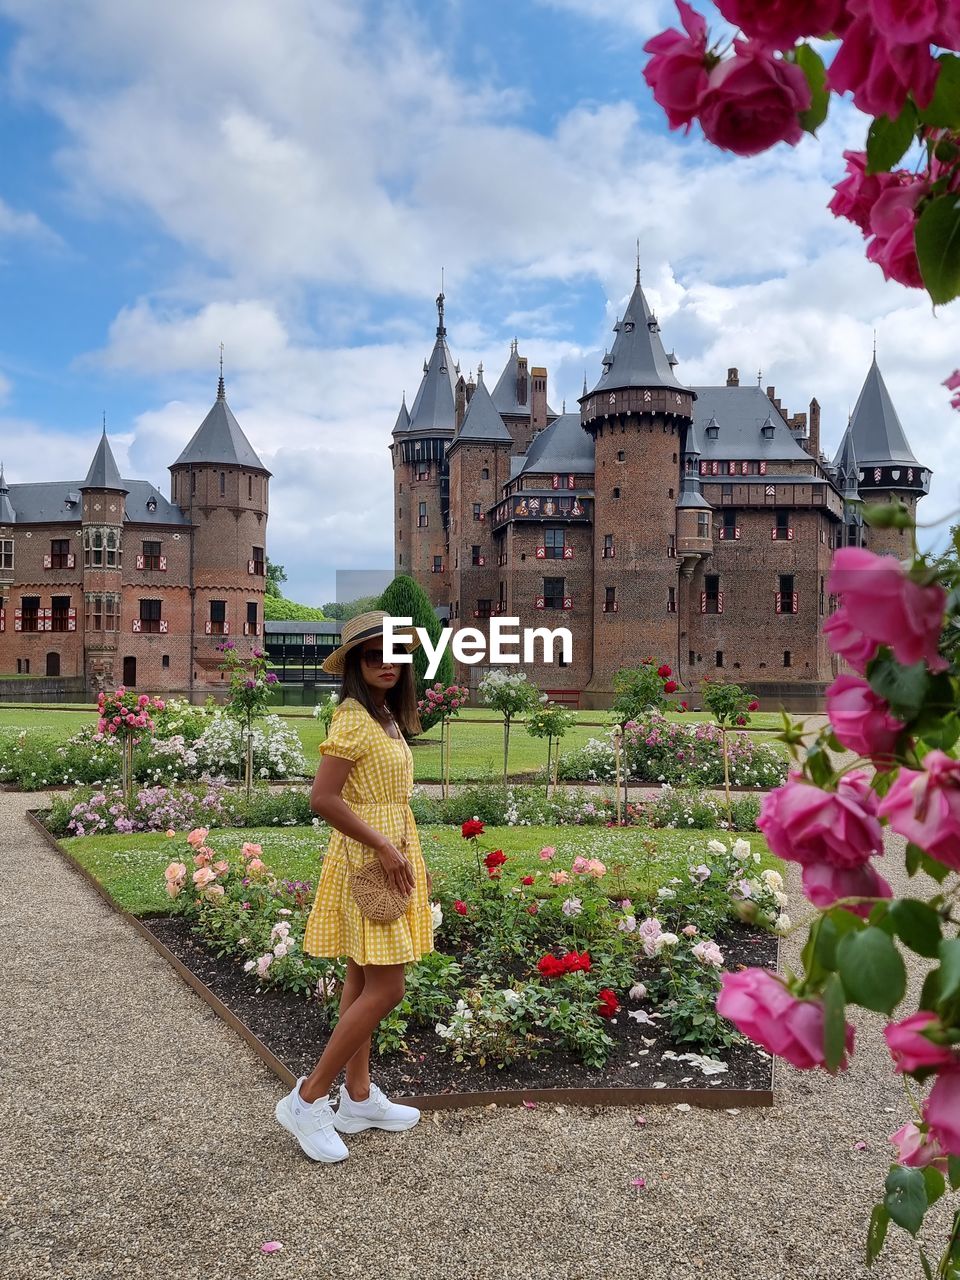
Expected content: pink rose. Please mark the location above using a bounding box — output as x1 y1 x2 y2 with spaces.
186 827 209 847
571 856 590 874
164 861 187 882
866 181 928 290
828 151 900 236
878 752 960 873
826 674 905 761
800 859 892 917
246 858 267 875
715 0 842 49
698 41 811 157
885 1012 958 1075
865 0 948 46
757 772 883 871
539 846 556 861
829 7 941 118
890 1121 948 1170
829 547 947 673
642 0 711 132
823 605 880 674
924 1069 960 1156
945 369 960 412
241 841 263 859
717 968 855 1071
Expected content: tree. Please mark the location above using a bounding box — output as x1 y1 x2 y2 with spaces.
322 595 382 621
262 595 326 621
477 668 542 790
377 574 454 699
265 559 287 597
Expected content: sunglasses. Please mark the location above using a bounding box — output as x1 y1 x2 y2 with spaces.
359 648 395 667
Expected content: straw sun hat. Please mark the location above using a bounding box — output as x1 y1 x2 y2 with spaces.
321 610 421 676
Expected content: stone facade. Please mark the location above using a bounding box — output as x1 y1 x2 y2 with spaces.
0 381 269 696
391 279 931 708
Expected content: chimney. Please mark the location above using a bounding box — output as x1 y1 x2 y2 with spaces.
455 374 467 429
531 367 548 433
726 367 739 387
516 356 529 407
808 397 821 459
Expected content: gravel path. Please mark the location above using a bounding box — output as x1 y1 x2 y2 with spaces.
1 787 951 1280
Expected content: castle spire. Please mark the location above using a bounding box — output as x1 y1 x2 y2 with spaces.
218 342 225 400
585 272 690 398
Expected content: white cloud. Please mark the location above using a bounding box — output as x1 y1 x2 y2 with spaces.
0 372 11 406
0 195 60 248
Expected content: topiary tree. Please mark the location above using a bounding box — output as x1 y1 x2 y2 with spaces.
377 574 454 701
526 700 575 797
477 668 542 790
700 676 761 826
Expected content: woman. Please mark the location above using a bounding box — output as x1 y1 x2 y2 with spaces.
274 610 435 1163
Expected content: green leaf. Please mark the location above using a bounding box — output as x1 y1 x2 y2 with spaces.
889 899 944 959
796 44 829 134
920 849 951 885
917 194 960 307
866 103 918 174
806 742 835 788
922 1165 946 1209
884 1165 928 1237
920 967 942 1015
949 1157 960 1192
919 1247 935 1280
837 927 907 1014
866 1203 889 1266
814 908 863 973
868 658 930 720
939 938 960 1005
905 843 922 877
920 54 960 129
822 972 848 1073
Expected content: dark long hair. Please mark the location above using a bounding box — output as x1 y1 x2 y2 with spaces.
339 645 422 737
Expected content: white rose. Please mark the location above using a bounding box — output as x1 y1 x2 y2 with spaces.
732 839 752 861
774 890 789 908
707 839 727 854
431 902 443 930
629 982 647 1001
761 869 784 891
657 887 676 900
655 932 679 951
773 915 792 935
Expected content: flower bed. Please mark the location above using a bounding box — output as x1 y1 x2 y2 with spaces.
143 822 784 1091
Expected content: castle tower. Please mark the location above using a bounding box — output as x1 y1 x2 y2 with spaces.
390 292 457 608
580 271 694 700
81 431 127 689
169 373 270 686
847 355 930 556
446 367 513 645
832 419 864 549
490 339 554 456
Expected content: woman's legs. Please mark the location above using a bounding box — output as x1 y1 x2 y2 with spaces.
300 962 405 1104
336 959 375 1101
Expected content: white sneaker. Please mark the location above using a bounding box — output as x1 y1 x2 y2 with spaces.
333 1082 421 1134
275 1077 349 1163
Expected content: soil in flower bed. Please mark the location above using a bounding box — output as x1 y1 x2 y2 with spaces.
144 915 776 1096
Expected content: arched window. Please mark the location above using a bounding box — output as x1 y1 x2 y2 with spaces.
219 471 226 497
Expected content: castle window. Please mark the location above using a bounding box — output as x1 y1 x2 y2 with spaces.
784 650 792 668
721 484 733 501
252 546 265 575
773 509 792 540
50 539 71 570
20 595 39 632
716 650 724 668
819 576 825 615
141 541 162 571
104 595 118 631
51 596 71 633
209 599 227 635
703 574 721 614
720 509 738 540
482 468 489 480
613 487 620 499
16 658 29 674
86 594 103 631
777 574 797 614
697 512 709 538
0 540 12 571
139 599 162 634
617 450 625 462
604 586 616 613
476 599 492 619
544 527 566 559
472 502 482 521
85 528 104 568
219 471 226 497
416 462 430 481
668 488 674 499
247 601 258 629
162 654 170 669
433 556 443 574
419 502 428 528
542 577 565 609
667 586 677 613
603 534 614 559
667 534 676 558
105 529 120 568
471 545 482 566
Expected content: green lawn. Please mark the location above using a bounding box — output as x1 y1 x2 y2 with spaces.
59 822 774 916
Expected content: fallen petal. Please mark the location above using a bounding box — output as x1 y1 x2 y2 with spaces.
260 1242 284 1255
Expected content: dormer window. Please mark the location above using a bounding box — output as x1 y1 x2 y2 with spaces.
623 321 634 333
706 423 719 440
146 496 157 513
761 417 776 439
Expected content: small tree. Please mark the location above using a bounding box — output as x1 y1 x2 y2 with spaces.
701 677 761 827
526 701 575 797
477 668 541 790
377 574 454 696
417 681 470 798
322 595 381 621
265 559 287 597
218 640 279 795
609 660 680 813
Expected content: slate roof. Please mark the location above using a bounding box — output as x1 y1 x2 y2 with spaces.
848 356 920 466
391 394 410 437
173 379 269 472
404 334 457 435
586 277 690 397
451 374 512 444
518 413 595 476
690 386 811 462
832 423 860 495
490 345 557 418
82 432 127 491
0 467 15 524
5 478 190 525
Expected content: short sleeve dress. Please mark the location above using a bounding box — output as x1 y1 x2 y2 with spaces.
303 697 434 967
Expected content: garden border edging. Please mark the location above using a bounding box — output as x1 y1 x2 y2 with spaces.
28 810 776 1112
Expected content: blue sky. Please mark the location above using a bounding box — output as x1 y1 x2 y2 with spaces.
0 0 958 605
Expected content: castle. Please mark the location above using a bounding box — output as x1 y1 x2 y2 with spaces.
0 374 269 693
391 270 931 708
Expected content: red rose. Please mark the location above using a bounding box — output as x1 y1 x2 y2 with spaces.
521 874 535 886
484 849 507 870
562 950 591 973
453 900 468 916
461 819 485 839
597 988 620 1018
736 715 747 726
537 954 565 979
678 701 689 712
663 680 679 694
527 903 539 916
657 664 672 678
747 699 760 712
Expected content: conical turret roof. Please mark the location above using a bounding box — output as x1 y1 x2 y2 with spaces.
586 274 690 397
848 356 920 467
81 431 127 492
0 465 15 523
404 293 457 436
833 421 860 495
173 378 269 473
452 370 512 444
391 394 410 437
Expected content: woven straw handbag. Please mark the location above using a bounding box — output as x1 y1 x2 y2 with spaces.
348 812 414 923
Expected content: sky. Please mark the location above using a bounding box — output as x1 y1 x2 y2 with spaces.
0 0 958 606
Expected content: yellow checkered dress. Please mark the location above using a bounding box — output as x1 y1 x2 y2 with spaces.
303 696 434 966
